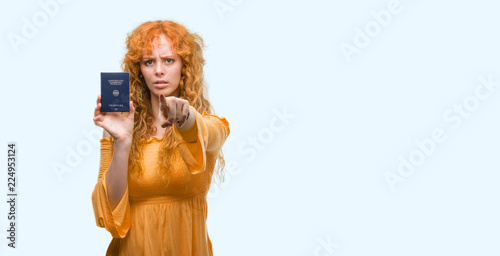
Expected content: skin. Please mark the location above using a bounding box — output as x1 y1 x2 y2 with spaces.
92 33 195 211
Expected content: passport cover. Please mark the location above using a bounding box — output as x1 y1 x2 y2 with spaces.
100 72 130 112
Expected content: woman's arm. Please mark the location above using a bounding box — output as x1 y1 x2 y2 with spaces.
103 129 131 212
175 107 195 132
173 106 230 174
92 91 134 238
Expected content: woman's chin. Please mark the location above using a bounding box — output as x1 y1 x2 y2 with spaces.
151 89 179 98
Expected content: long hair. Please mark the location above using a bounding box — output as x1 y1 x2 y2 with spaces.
109 20 226 187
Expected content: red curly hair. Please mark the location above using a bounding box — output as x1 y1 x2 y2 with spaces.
108 20 226 187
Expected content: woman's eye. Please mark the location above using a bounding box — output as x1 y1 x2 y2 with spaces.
165 58 174 64
145 60 153 66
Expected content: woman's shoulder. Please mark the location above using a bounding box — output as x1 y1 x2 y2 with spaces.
99 136 165 144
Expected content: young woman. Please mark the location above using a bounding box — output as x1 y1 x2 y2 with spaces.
91 20 230 255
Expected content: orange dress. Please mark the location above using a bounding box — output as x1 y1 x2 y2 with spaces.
91 106 230 256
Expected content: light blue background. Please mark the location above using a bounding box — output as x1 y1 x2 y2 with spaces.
1 0 499 255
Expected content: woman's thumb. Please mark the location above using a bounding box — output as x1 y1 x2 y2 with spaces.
127 101 134 117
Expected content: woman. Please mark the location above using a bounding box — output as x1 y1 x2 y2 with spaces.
91 20 230 255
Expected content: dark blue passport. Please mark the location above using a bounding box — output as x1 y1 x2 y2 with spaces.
100 72 130 112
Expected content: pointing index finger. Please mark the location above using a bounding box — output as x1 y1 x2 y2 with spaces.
160 93 169 112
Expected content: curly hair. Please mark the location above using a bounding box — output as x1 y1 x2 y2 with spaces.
108 20 226 188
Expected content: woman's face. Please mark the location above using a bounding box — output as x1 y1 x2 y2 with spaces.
140 34 183 98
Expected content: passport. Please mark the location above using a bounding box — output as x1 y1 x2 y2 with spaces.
100 72 130 112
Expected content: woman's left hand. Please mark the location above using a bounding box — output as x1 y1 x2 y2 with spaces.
159 93 190 128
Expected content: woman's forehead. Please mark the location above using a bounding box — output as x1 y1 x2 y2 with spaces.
142 34 174 56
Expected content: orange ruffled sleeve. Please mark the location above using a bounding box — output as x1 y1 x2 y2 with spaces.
91 138 131 238
173 105 230 174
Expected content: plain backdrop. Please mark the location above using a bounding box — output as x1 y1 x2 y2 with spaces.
1 0 500 255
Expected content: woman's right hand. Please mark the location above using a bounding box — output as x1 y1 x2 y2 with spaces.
93 94 135 144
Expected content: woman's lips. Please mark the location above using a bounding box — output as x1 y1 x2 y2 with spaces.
154 82 168 89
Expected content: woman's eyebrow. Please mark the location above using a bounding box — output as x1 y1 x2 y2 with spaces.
142 54 176 59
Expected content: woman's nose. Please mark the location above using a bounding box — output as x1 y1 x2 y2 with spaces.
155 63 164 76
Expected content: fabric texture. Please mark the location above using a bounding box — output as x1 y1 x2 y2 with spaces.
91 106 230 256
